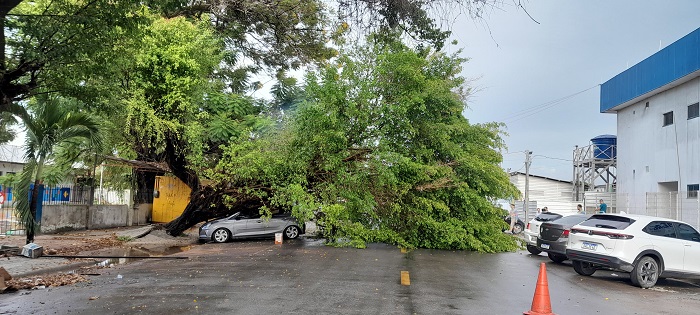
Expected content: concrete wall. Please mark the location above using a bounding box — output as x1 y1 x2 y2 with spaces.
88 205 128 229
40 204 131 233
616 77 700 212
40 205 87 232
131 203 152 226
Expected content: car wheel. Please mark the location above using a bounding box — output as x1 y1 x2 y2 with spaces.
548 253 566 263
284 225 300 239
631 256 659 288
526 244 542 255
572 260 596 276
212 228 231 243
512 223 524 234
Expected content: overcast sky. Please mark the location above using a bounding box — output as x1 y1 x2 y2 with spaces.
445 1 700 180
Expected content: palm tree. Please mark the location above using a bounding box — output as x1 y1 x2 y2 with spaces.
15 96 102 244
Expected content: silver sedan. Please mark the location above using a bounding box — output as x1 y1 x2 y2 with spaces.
199 212 304 243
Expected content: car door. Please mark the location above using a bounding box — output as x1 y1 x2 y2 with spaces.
643 221 685 272
242 213 270 236
268 214 288 233
676 223 700 274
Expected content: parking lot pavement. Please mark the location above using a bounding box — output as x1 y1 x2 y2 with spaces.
2 238 700 314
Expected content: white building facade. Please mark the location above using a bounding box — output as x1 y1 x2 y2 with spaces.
601 27 700 218
509 172 579 220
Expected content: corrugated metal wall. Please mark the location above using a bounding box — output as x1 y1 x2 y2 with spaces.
601 27 700 112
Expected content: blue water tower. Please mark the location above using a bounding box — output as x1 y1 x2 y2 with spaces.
591 135 617 160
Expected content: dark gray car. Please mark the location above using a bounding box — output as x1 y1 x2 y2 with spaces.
199 212 304 243
536 214 590 263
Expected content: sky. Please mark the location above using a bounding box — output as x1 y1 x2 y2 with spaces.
444 0 700 181
8 1 700 182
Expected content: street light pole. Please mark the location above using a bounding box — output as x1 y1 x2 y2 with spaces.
524 151 532 222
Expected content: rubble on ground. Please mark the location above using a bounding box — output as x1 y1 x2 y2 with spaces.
5 273 88 291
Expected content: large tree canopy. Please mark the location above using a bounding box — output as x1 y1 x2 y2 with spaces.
163 36 519 251
4 0 521 252
0 0 143 115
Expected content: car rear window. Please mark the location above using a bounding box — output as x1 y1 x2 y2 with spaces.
552 215 589 225
579 215 635 230
535 213 563 222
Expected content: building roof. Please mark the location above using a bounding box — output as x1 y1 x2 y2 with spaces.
600 27 700 113
509 171 572 184
0 144 25 164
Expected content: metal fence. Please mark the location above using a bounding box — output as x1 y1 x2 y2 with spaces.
0 206 23 236
0 184 132 236
1 184 131 206
601 191 700 231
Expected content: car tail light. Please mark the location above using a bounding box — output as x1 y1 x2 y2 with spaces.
527 223 530 230
604 233 634 240
562 230 570 238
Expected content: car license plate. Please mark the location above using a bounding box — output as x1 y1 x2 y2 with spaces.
582 242 597 251
540 243 550 249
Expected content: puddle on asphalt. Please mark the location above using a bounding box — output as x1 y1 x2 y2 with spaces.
67 245 191 273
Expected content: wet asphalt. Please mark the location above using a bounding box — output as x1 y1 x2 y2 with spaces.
2 237 700 314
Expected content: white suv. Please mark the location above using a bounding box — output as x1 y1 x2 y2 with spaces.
566 213 700 288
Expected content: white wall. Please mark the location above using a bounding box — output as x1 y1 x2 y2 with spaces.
510 174 578 215
616 77 700 211
0 162 23 176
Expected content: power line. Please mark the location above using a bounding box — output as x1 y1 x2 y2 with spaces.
533 154 572 162
501 84 599 123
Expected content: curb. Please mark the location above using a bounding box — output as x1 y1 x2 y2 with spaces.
13 259 99 278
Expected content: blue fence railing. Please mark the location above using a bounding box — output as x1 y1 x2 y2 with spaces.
1 184 92 206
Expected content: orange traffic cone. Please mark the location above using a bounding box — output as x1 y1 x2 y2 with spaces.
524 262 557 315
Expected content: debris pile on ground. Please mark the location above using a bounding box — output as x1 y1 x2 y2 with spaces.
5 273 88 291
44 235 126 256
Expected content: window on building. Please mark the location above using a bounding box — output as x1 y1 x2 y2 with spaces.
6 172 15 175
689 103 700 120
688 184 699 198
663 111 674 126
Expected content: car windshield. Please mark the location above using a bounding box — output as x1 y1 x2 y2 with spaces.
578 215 635 230
534 212 563 222
551 214 589 225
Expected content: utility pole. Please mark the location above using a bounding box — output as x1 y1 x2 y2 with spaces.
524 150 532 222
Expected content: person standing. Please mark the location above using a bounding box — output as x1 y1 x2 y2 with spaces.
577 204 584 214
597 199 608 213
509 203 518 233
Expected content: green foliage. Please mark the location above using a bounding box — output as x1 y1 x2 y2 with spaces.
117 236 134 242
0 112 17 144
279 37 519 251
1 0 145 112
124 16 222 154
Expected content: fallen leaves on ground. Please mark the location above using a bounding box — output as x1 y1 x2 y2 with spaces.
5 273 88 290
